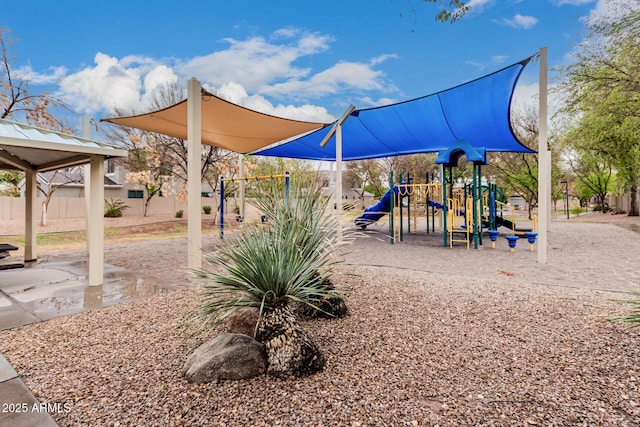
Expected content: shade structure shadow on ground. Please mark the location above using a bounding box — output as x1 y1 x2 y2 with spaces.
0 257 179 331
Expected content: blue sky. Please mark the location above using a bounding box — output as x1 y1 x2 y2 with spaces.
2 0 613 130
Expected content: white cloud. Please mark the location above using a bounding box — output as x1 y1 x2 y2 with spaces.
466 0 495 11
554 0 595 5
175 32 333 94
512 81 566 129
587 0 630 21
262 54 397 100
210 81 334 122
40 28 397 118
143 65 178 94
465 55 510 71
15 65 67 85
58 53 143 114
358 96 398 108
140 65 179 107
502 14 538 29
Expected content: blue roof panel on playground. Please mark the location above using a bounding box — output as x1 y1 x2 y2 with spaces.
255 57 535 161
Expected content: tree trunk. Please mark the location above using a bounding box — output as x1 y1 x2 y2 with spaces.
41 200 48 226
143 195 152 217
255 305 325 377
629 185 639 216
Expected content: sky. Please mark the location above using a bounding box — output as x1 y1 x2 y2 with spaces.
1 0 621 133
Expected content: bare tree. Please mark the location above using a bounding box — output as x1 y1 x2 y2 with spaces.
487 106 561 220
37 169 83 225
104 83 239 215
0 28 68 129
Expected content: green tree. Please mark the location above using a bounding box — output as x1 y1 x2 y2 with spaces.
487 106 560 220
0 171 21 196
399 0 469 23
564 140 614 212
345 159 386 199
559 3 640 216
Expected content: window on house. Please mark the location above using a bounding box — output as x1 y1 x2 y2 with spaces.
106 160 115 174
128 190 143 199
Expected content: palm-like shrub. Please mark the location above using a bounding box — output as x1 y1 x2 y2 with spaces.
190 182 344 377
104 198 129 218
610 292 640 327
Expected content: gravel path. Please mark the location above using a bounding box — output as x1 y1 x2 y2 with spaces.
1 215 640 426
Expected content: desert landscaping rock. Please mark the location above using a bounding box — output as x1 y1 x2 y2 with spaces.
1 214 640 425
183 333 267 383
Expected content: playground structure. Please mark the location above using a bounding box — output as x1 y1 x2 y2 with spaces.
355 141 538 250
218 172 290 239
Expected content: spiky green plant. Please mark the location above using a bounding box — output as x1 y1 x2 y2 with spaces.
189 182 344 377
104 198 129 218
609 292 640 327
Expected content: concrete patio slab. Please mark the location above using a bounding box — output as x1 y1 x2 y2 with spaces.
0 257 178 330
0 377 59 427
0 255 179 427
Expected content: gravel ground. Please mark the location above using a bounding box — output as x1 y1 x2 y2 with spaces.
1 215 640 426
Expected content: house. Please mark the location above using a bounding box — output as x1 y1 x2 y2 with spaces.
18 161 123 198
319 169 374 210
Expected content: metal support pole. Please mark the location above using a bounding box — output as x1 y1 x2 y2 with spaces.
442 167 448 248
406 173 411 234
389 171 395 244
285 170 290 203
219 177 225 239
238 154 245 220
399 173 403 242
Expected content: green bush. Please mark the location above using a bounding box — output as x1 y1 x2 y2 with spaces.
175 210 184 218
104 198 129 218
189 182 344 377
202 205 212 214
610 292 640 327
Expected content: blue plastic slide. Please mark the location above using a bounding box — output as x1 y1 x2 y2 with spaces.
355 188 396 228
355 192 449 229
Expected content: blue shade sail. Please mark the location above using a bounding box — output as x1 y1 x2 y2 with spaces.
255 57 535 161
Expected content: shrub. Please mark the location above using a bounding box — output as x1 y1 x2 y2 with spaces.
610 292 640 327
104 198 129 218
202 205 212 214
175 210 184 218
189 182 345 377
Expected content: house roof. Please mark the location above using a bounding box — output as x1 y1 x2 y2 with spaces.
27 169 122 187
0 119 128 173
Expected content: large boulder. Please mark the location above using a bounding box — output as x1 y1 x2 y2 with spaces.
183 333 267 383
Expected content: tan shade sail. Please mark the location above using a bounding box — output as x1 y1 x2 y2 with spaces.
101 90 330 154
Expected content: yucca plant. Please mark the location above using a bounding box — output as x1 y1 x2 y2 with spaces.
253 180 349 318
104 198 129 218
609 292 640 327
190 182 344 377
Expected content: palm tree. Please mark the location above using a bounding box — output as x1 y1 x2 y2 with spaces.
190 182 344 377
